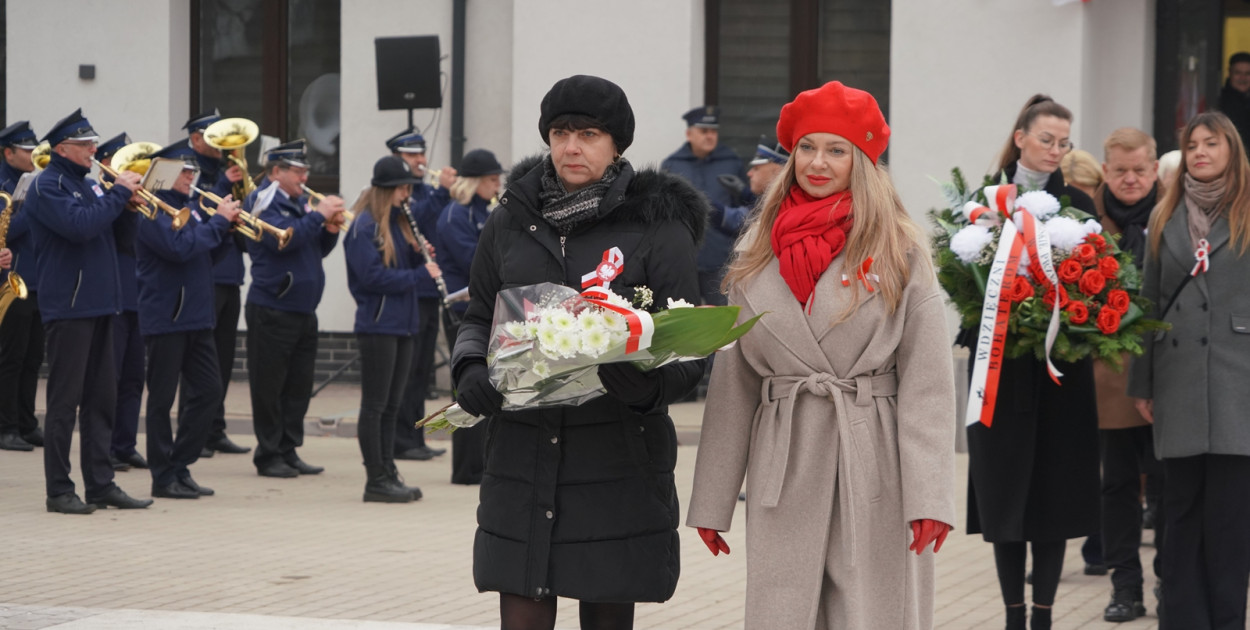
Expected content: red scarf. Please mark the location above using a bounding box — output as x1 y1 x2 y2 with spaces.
770 186 853 311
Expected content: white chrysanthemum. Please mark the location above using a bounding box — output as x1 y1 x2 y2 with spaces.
552 331 580 358
578 311 606 332
603 290 633 309
666 297 695 309
580 328 612 357
949 224 994 264
549 310 576 331
532 360 551 380
1044 216 1087 252
503 321 532 340
600 311 627 332
1016 190 1061 220
1083 219 1103 235
535 325 561 359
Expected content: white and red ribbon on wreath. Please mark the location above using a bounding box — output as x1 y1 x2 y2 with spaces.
582 246 624 289
963 184 1065 428
1191 238 1211 276
578 247 654 354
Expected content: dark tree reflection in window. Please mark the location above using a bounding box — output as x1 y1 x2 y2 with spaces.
198 0 264 163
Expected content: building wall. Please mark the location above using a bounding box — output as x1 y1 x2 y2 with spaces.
1082 0 1156 159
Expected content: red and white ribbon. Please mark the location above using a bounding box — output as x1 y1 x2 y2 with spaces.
1191 239 1210 276
581 246 624 289
962 185 1017 227
580 287 655 354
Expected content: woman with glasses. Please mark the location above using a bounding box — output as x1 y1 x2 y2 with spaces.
964 94 1101 630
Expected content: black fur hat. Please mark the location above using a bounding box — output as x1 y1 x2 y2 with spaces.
538 75 635 153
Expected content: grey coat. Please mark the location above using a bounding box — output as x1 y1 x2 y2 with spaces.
1127 200 1250 458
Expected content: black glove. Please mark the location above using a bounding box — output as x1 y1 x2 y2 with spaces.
455 361 504 417
717 174 746 207
708 203 727 230
598 362 664 410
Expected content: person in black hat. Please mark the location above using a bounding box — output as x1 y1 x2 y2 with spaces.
435 147 502 486
449 74 707 627
661 105 748 307
23 109 153 513
244 138 345 478
343 155 443 502
0 120 45 452
135 144 242 499
385 129 452 462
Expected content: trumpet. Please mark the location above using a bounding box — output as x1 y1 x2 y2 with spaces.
31 141 50 171
203 118 259 201
0 191 29 326
301 184 352 227
92 158 190 230
191 185 293 250
424 168 443 189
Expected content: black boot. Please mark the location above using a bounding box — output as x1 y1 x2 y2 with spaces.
1030 606 1051 630
363 469 412 503
388 465 423 501
1103 585 1146 622
1005 605 1026 630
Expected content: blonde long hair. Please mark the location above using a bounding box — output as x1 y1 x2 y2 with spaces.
1149 111 1250 258
349 186 416 267
724 147 931 321
450 176 484 206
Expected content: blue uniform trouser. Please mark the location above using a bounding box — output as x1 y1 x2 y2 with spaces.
179 284 240 442
0 290 44 437
145 330 220 487
111 310 144 458
43 315 117 498
246 304 317 468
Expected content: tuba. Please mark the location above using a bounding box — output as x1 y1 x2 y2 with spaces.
0 191 29 325
31 141 51 171
202 118 259 201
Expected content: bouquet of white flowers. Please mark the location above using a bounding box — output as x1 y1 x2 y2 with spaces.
419 282 762 432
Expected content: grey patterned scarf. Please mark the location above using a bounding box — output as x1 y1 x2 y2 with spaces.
538 155 627 235
1183 171 1228 250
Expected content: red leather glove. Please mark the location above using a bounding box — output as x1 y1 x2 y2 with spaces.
909 519 952 555
697 527 731 556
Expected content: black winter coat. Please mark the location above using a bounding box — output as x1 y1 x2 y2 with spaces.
451 155 709 602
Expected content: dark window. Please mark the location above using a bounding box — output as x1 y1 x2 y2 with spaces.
0 0 7 125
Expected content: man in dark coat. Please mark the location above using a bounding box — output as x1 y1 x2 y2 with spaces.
1218 52 1250 153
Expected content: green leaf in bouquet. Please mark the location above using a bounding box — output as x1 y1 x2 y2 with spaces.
647 306 763 358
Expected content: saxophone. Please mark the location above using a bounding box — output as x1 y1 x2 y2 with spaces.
0 191 30 324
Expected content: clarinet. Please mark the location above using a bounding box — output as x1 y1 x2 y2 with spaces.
401 199 453 307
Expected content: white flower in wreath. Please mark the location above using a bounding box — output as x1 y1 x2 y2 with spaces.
666 297 696 309
1083 219 1104 235
1043 215 1086 252
1015 190 1062 220
949 224 994 264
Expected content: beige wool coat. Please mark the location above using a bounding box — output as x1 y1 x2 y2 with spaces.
687 253 958 630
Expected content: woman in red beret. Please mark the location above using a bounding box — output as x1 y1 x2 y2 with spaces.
687 81 957 629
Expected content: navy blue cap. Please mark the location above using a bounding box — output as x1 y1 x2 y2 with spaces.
183 108 221 133
265 139 308 168
0 121 39 149
95 133 131 161
458 149 503 178
385 129 426 154
150 142 198 169
682 105 720 129
749 137 789 166
41 109 99 146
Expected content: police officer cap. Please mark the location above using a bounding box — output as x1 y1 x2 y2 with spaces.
385 129 426 154
150 142 200 170
749 136 790 166
94 133 131 161
458 149 504 178
265 139 308 169
183 108 221 133
371 155 422 188
682 105 720 129
0 121 39 150
539 75 635 153
42 109 100 146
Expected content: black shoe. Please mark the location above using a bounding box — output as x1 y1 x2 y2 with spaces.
0 432 34 452
1030 606 1051 630
46 493 96 514
422 445 447 457
88 486 153 510
1103 586 1146 622
1005 605 1026 630
364 478 414 503
286 457 324 475
207 436 251 454
109 454 132 472
395 447 435 461
1084 562 1108 576
200 447 214 458
122 452 149 469
20 427 43 447
152 482 200 499
388 468 423 501
178 475 214 496
257 461 300 478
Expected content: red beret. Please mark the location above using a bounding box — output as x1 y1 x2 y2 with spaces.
776 81 890 164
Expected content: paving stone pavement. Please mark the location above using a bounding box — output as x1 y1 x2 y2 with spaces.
0 380 1171 629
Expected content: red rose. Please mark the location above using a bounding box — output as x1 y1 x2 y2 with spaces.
1066 300 1090 324
1099 256 1120 280
1058 259 1083 284
1097 306 1122 334
1107 289 1131 314
1078 269 1107 296
1072 243 1098 266
1085 233 1108 254
1008 276 1035 303
1042 283 1069 309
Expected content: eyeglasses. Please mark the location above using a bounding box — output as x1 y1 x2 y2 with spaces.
1028 132 1073 153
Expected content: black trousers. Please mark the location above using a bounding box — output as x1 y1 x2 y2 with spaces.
1160 454 1250 630
0 290 44 436
43 316 117 498
181 284 240 441
357 333 414 476
446 307 485 485
145 330 220 487
111 310 144 458
1100 426 1165 590
246 304 317 467
395 297 440 453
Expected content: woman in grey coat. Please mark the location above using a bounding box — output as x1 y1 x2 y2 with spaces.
1129 111 1250 629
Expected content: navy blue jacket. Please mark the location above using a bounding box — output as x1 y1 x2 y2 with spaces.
135 190 232 336
112 207 140 312
344 206 428 336
660 143 747 272
1 160 37 285
191 150 248 287
409 183 451 299
434 195 490 313
246 187 339 314
25 153 129 322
